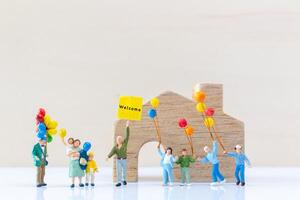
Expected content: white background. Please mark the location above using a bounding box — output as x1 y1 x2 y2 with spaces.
1 0 300 167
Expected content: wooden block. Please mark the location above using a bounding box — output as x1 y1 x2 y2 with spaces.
113 83 244 182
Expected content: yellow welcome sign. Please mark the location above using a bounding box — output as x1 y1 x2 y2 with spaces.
118 96 143 121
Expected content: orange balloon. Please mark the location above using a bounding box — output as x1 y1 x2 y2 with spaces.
185 126 194 136
193 91 206 102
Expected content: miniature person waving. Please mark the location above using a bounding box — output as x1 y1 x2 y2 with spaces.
158 143 176 186
32 137 48 187
176 148 195 186
107 120 130 187
224 144 251 186
199 140 226 186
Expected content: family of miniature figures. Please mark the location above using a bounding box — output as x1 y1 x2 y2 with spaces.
32 120 250 188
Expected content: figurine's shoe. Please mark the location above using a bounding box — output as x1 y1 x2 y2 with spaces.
122 181 127 185
91 183 95 187
241 182 245 186
210 182 219 186
169 183 174 186
179 183 185 186
85 183 89 186
36 184 43 187
41 183 47 186
186 183 191 186
236 181 240 186
79 183 84 187
162 184 168 186
219 179 226 184
115 183 122 187
70 184 75 188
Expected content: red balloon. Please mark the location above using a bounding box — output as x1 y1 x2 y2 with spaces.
36 114 44 123
205 108 215 116
38 108 46 117
178 118 188 128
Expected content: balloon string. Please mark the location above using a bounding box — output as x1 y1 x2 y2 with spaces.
153 118 161 143
155 112 162 143
200 112 214 141
184 129 194 155
212 125 226 151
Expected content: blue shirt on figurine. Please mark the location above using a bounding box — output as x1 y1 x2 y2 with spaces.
201 141 219 165
226 152 251 166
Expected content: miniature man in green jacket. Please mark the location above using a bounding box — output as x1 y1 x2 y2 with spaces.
32 137 48 187
107 121 130 187
176 148 195 186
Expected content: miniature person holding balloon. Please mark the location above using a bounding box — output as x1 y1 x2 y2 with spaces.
157 142 176 186
199 141 226 186
32 137 48 187
223 145 251 186
176 148 195 186
68 139 85 188
107 120 130 187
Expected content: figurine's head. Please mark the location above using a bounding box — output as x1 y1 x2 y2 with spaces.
204 145 210 153
234 145 242 153
88 152 94 160
116 136 123 145
67 137 74 145
73 139 81 148
166 147 173 155
181 148 187 156
39 139 47 146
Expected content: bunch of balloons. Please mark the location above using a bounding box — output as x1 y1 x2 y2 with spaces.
35 108 58 143
178 118 194 155
148 97 161 143
79 142 92 170
193 83 225 150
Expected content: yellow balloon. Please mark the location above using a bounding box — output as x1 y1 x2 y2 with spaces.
44 115 51 127
196 102 206 112
204 117 214 128
48 120 58 129
47 129 57 136
150 98 160 108
59 128 67 138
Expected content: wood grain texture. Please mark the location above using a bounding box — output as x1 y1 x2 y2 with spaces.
113 83 244 182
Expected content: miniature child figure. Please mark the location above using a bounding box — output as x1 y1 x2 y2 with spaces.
157 143 175 186
107 120 130 187
224 145 251 186
200 140 226 186
85 152 98 186
68 139 85 188
176 148 195 186
32 137 48 187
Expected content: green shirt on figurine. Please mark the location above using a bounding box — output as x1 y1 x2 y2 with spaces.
108 126 130 159
176 155 195 168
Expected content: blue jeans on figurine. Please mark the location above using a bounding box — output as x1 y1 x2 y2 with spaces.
212 163 225 183
117 159 127 184
235 164 245 183
162 164 174 186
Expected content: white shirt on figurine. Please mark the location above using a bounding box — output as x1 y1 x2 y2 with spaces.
163 154 172 164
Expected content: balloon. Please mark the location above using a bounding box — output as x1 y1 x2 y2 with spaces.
59 128 67 138
185 126 194 136
205 108 215 116
38 122 46 132
38 108 46 117
193 83 201 92
47 134 53 143
44 115 51 127
36 114 44 123
150 98 160 108
148 109 157 118
37 131 46 139
204 117 214 128
193 91 206 102
48 120 58 129
178 118 188 128
47 129 57 136
196 102 206 113
83 142 92 152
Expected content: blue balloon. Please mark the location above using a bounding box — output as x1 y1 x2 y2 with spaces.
37 131 46 140
148 109 157 119
83 142 92 152
38 122 46 132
